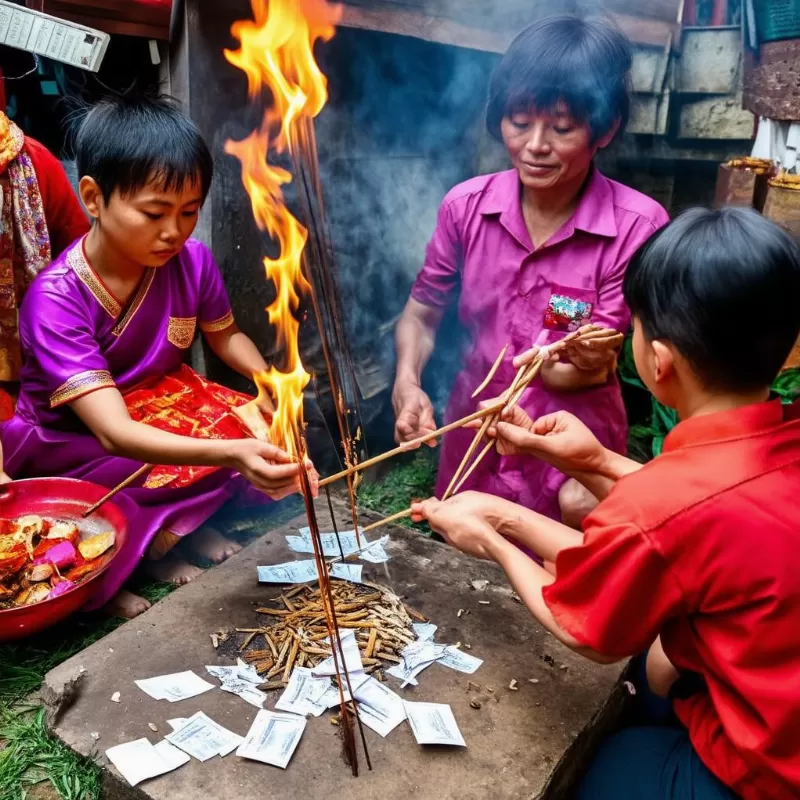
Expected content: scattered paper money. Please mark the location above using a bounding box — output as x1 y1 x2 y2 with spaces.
236 658 262 684
404 701 466 747
312 630 364 677
205 665 237 682
166 719 189 731
352 676 406 737
320 671 370 708
330 563 363 583
165 712 243 761
220 677 266 709
437 647 484 675
358 535 391 563
257 561 319 584
236 710 306 769
387 640 449 687
105 738 189 786
412 623 438 642
289 528 363 557
276 668 331 717
134 671 214 703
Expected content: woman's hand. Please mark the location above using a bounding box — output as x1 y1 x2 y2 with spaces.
411 495 505 561
513 327 624 371
222 439 316 500
392 382 437 447
0 470 11 485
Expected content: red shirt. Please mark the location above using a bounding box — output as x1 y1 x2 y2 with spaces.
543 400 800 800
24 136 89 257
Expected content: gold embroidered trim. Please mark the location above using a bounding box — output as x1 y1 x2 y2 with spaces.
167 316 197 349
112 269 156 337
50 369 116 408
199 311 235 333
67 240 122 319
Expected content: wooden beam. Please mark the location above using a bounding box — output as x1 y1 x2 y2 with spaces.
339 4 509 53
338 3 677 54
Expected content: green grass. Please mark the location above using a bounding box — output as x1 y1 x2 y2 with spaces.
0 707 101 800
358 447 438 532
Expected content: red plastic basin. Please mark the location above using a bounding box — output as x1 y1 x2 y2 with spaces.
0 477 128 642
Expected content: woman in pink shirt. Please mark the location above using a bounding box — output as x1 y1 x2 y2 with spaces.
393 15 669 524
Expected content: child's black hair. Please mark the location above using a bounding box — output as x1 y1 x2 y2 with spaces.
624 207 800 392
75 94 213 202
486 15 632 144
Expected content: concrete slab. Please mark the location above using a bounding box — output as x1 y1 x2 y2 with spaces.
43 499 624 800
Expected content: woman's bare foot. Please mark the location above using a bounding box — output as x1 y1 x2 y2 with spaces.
187 527 243 565
145 553 205 585
102 590 152 619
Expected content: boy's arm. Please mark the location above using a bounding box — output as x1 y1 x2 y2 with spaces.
203 325 269 381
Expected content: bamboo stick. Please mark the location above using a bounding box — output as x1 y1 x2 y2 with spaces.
318 399 507 488
471 343 508 399
362 508 412 532
82 464 152 518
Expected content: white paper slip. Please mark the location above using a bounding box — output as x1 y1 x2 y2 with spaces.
358 535 390 563
165 712 243 761
352 677 406 737
437 647 484 675
320 671 370 708
105 738 187 787
205 665 237 682
257 561 319 584
220 677 266 709
236 658 263 684
404 701 466 747
167 718 189 731
289 528 362 557
412 623 438 642
312 629 364 677
135 671 214 702
153 740 191 772
386 663 421 687
330 563 363 583
275 668 331 717
236 710 306 769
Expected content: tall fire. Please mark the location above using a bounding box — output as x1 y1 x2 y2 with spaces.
224 0 370 775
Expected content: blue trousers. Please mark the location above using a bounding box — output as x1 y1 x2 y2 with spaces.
574 657 738 799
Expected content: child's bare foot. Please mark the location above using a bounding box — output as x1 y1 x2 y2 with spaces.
187 527 242 565
145 553 204 585
103 590 152 619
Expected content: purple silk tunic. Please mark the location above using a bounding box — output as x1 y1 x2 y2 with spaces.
412 168 669 519
1 237 268 609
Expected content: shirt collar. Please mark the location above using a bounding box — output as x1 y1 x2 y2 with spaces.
662 398 792 453
479 167 618 242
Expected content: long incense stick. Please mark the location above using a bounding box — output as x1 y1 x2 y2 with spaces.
81 464 151 518
318 400 507 488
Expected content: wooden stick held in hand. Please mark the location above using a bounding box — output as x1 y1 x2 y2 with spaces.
318 400 507 488
82 464 152 518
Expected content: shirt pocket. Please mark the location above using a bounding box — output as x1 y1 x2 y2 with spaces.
167 316 197 350
542 283 597 334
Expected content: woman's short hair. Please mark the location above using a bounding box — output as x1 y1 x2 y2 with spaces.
486 15 632 144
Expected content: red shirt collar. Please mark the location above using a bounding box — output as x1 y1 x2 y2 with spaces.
662 398 794 453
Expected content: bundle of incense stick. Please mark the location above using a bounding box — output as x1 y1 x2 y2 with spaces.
363 324 616 531
292 428 371 776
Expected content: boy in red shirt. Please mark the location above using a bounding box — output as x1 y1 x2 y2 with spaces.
412 207 800 799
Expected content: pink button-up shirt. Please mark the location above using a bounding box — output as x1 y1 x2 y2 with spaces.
412 168 669 519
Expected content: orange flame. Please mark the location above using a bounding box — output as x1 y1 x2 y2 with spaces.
224 0 340 457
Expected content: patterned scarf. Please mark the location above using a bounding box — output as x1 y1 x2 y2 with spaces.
0 112 51 382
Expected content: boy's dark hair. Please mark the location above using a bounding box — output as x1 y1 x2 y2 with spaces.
75 94 213 202
624 207 800 392
486 15 632 143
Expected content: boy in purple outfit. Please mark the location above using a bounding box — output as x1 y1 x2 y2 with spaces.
393 16 669 525
1 96 316 619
